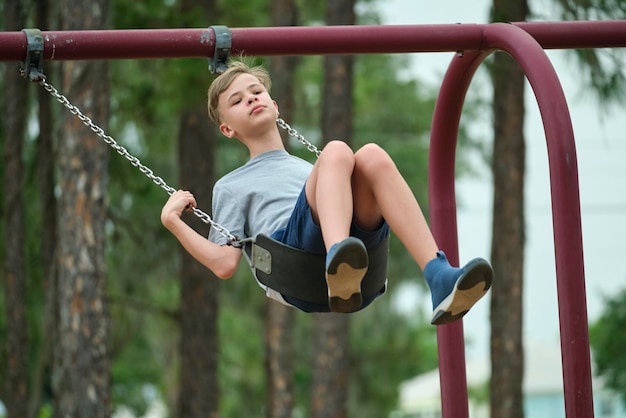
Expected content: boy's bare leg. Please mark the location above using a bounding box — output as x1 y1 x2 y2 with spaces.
305 141 368 312
351 144 439 269
305 141 355 252
352 144 492 324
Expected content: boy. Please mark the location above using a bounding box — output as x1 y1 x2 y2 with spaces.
161 61 493 324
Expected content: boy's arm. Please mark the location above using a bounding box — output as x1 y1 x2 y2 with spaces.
161 190 242 279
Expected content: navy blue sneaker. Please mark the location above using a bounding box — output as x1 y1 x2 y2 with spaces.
325 237 369 313
424 251 493 325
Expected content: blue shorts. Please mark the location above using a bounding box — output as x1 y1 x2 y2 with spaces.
271 186 390 312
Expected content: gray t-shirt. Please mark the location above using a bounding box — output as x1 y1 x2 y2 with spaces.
208 150 313 305
208 149 313 246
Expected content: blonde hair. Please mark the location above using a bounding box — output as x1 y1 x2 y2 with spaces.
207 60 272 125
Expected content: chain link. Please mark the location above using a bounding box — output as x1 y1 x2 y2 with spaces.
35 77 321 247
276 118 321 158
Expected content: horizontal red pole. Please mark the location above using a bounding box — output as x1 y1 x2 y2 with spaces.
0 21 625 62
0 29 215 61
230 24 484 56
516 20 626 49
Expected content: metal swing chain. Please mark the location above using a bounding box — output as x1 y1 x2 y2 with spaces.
33 77 322 247
276 117 321 158
35 76 241 245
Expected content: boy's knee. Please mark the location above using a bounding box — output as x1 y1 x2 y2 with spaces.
356 143 395 173
325 139 352 153
320 140 354 166
358 143 385 158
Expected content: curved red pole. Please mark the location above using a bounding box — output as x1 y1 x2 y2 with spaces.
430 23 591 418
484 23 591 418
429 49 488 418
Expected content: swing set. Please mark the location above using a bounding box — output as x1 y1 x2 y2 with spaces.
3 20 626 418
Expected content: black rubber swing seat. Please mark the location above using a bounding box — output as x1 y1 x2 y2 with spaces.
245 234 390 306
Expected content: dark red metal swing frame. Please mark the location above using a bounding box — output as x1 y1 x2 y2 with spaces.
2 20 626 418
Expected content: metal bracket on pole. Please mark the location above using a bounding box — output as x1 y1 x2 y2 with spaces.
20 28 45 82
208 25 231 74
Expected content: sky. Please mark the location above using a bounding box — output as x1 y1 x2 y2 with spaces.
378 0 626 366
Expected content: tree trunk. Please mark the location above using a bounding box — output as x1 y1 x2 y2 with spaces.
489 1 528 417
270 0 299 148
264 1 299 417
310 2 355 417
310 313 350 418
175 3 221 417
177 107 221 418
2 1 29 416
264 300 296 418
53 0 111 416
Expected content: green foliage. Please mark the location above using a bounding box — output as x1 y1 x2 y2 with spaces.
114 0 179 29
552 0 626 20
590 287 626 402
219 0 270 26
570 47 626 104
551 0 626 105
219 295 267 416
468 379 490 405
349 297 438 417
295 0 326 24
354 54 435 142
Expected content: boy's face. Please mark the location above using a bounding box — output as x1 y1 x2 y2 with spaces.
217 73 278 139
